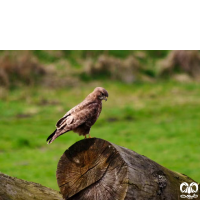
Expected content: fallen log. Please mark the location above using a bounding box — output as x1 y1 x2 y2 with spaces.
0 172 63 200
57 138 200 200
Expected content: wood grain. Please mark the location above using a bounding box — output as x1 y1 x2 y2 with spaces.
57 138 199 200
0 172 63 200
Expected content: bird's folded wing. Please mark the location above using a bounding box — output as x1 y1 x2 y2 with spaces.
56 102 98 130
63 100 91 117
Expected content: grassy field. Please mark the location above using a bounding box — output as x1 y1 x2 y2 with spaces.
0 81 200 190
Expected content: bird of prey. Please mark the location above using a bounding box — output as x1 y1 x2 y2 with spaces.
46 87 109 144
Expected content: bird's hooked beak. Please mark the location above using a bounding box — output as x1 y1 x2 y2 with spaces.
104 96 108 101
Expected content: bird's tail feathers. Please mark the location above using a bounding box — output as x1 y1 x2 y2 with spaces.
46 129 69 144
46 129 57 144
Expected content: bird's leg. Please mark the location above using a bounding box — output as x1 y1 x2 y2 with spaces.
89 134 92 138
84 135 87 139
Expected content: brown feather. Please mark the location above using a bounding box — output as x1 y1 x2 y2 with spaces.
46 87 108 144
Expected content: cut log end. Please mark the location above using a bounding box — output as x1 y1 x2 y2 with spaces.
57 138 127 200
56 138 200 200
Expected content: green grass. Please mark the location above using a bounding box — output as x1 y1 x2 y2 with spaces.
0 81 200 190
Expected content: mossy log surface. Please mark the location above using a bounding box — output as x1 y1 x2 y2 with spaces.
57 138 199 200
0 172 63 200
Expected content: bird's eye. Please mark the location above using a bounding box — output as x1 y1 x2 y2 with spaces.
101 92 104 95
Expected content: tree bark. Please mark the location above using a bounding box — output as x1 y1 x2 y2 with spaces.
57 138 200 200
0 172 63 200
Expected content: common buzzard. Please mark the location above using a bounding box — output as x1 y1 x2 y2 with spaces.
47 87 108 144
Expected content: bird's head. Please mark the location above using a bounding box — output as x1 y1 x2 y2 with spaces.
93 87 109 101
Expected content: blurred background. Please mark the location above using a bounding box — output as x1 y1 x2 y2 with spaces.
0 50 200 190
